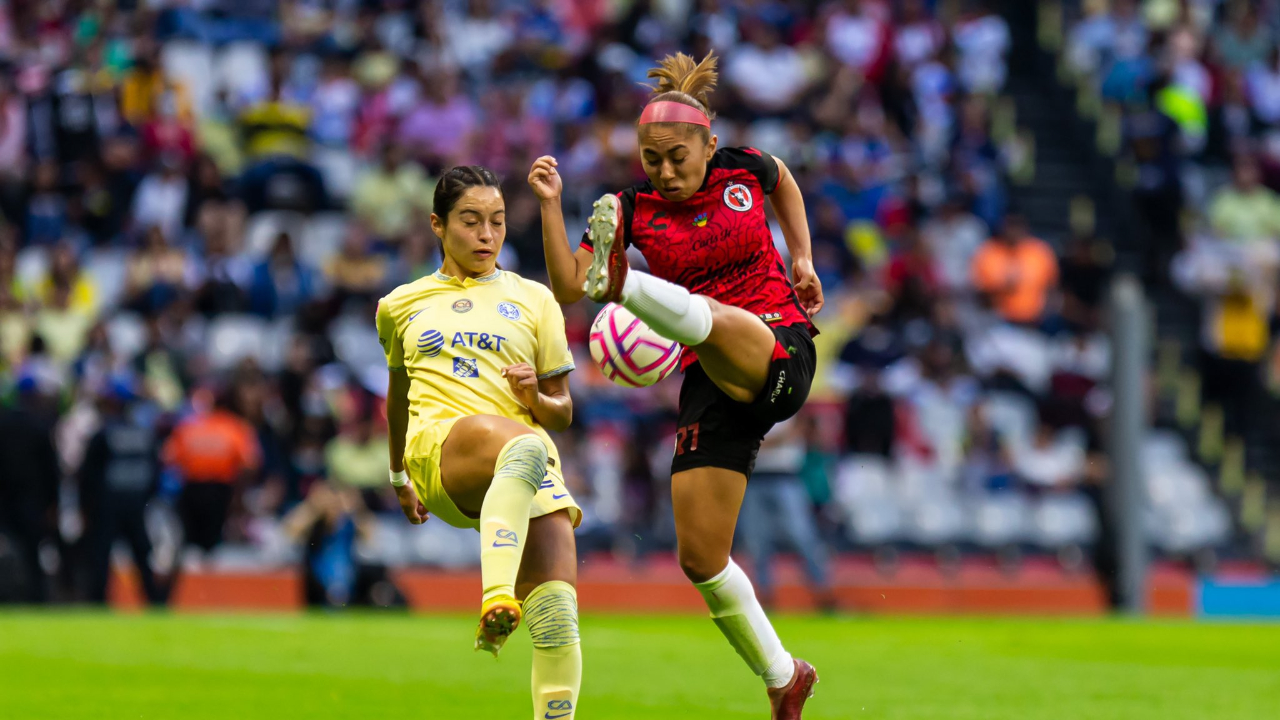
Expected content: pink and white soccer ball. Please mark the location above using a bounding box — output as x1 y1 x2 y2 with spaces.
590 303 681 387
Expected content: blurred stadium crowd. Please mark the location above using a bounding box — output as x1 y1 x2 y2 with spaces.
0 0 1251 607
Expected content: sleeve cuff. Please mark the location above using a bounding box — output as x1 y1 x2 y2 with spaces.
537 363 576 380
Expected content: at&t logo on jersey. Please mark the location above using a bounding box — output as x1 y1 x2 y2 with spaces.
451 331 506 351
724 182 753 212
417 329 445 357
497 302 521 320
453 358 479 378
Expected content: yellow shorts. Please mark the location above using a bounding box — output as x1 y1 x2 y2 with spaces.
403 417 583 531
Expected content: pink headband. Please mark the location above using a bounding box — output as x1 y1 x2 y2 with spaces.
638 101 711 127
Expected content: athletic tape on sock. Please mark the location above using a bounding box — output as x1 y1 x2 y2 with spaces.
525 581 580 648
494 435 550 492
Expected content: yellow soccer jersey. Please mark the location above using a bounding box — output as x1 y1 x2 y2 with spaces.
376 268 575 443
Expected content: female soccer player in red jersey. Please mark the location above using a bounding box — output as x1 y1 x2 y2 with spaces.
530 52 821 718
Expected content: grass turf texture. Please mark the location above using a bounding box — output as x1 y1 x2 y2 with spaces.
1 613 1278 719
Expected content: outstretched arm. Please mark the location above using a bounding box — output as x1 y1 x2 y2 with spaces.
529 155 592 304
387 368 428 524
769 157 824 317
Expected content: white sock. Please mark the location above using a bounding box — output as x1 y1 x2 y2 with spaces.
620 271 713 346
693 559 795 689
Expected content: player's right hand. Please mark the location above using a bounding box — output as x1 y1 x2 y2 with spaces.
395 483 430 525
528 155 562 202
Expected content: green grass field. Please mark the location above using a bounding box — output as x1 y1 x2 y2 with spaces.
1 612 1278 719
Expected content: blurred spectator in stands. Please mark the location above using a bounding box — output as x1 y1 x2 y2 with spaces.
1213 1 1271 72
100 133 143 239
398 64 476 169
34 280 95 366
25 160 68 247
922 192 987 296
0 74 26 225
1012 416 1087 492
78 375 164 606
971 214 1059 327
232 366 289 519
124 224 191 316
131 153 188 244
739 416 834 611
119 48 192 129
132 314 189 414
324 391 391 512
281 479 405 608
1169 25 1211 105
836 308 903 457
894 0 944 70
139 90 196 167
163 387 262 568
725 20 810 118
959 406 1014 493
325 224 387 306
185 154 244 254
0 376 60 603
1172 237 1272 433
882 225 941 324
193 222 250 318
350 142 434 245
1209 153 1280 246
248 231 318 318
239 73 326 213
1059 234 1110 329
0 243 27 368
36 243 96 314
197 89 245 179
1246 47 1280 129
950 96 1005 228
1125 74 1183 280
309 53 362 150
823 0 891 84
443 0 515 80
952 0 1010 94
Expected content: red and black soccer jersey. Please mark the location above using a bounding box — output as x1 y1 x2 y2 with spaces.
580 147 815 369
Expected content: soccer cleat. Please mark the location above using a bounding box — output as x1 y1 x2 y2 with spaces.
584 193 628 303
767 659 819 720
474 595 522 658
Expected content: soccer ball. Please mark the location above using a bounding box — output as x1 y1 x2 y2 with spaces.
589 303 682 387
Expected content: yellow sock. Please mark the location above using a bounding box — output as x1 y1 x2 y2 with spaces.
525 581 582 720
480 435 547 603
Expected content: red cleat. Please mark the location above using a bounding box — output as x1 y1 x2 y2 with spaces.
767 659 819 720
584 193 628 303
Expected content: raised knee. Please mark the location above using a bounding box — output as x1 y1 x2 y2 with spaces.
678 548 728 584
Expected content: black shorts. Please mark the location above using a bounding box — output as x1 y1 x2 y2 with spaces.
671 323 815 477
178 482 234 552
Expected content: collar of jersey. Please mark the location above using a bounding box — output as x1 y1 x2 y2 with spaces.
432 268 502 286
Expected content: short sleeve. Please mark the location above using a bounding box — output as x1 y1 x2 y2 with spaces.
375 297 405 370
717 147 781 194
534 289 575 380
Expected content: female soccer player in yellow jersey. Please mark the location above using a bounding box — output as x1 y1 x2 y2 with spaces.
377 166 582 719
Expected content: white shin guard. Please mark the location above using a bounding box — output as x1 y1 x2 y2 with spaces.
693 559 795 689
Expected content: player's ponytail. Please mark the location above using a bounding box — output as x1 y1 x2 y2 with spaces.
645 51 718 121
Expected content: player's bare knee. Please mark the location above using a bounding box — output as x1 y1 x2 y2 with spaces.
678 546 728 584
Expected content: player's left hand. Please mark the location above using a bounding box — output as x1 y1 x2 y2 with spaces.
792 257 824 317
502 363 540 408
